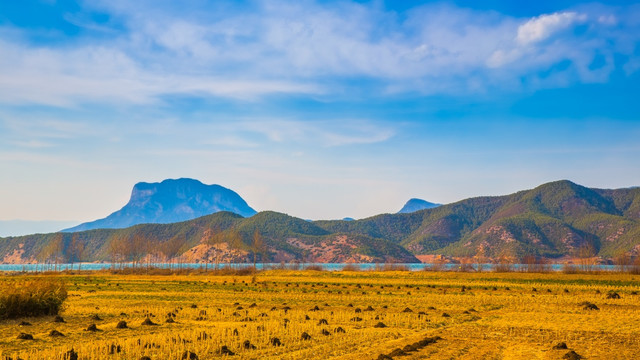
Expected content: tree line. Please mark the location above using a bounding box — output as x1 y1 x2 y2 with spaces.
36 227 267 271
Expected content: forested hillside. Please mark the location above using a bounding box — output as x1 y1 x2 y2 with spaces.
1 180 639 264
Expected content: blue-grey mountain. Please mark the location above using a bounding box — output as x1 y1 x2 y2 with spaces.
398 198 441 213
62 178 256 232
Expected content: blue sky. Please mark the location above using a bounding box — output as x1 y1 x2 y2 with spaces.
1 0 639 230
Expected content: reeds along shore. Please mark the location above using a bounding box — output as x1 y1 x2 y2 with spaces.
3 256 640 275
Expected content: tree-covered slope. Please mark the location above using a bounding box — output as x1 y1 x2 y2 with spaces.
0 211 418 264
315 180 640 259
436 181 640 258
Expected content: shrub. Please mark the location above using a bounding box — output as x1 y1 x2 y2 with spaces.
494 262 514 272
341 264 360 272
380 264 409 271
562 264 579 274
0 279 67 320
304 264 323 271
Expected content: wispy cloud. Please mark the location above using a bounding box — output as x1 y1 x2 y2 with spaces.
2 116 92 139
0 1 638 106
0 38 320 106
10 140 55 149
234 118 391 146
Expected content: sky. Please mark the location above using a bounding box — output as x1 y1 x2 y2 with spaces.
1 0 640 234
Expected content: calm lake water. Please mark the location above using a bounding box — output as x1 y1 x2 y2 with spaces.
0 262 619 272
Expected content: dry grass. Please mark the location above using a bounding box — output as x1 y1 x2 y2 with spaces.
1 271 639 359
0 278 67 320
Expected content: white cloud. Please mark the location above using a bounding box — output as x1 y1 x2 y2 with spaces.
516 12 587 45
0 2 638 106
486 8 632 81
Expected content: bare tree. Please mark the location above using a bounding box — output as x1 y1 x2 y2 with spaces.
43 233 65 271
108 236 119 269
109 235 130 270
576 242 596 272
226 229 243 266
474 247 487 272
614 251 631 273
522 255 550 273
162 236 183 270
431 255 447 272
632 256 640 274
251 229 264 269
459 257 474 272
495 249 515 272
129 234 148 268
68 233 85 271
36 240 50 272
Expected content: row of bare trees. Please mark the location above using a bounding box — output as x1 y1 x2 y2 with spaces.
108 233 194 270
36 233 86 271
201 228 266 270
106 228 267 271
32 226 268 272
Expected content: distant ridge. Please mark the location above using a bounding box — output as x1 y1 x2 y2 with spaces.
63 178 256 232
398 198 441 213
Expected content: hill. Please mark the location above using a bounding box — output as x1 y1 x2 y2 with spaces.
63 178 256 232
1 211 418 264
314 180 640 259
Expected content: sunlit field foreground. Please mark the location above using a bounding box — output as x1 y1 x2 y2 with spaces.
1 270 639 359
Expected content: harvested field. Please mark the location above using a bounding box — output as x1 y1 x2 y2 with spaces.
1 270 639 359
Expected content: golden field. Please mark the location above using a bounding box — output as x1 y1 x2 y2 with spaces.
1 269 639 359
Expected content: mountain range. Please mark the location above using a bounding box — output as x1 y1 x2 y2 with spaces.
1 180 639 264
317 180 640 260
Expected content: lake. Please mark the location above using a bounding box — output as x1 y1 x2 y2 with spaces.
0 262 621 272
